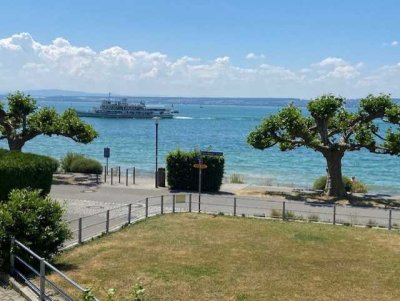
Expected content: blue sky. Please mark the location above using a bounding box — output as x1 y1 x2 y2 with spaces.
0 0 399 97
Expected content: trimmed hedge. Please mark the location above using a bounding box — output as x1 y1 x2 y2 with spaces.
61 152 102 174
166 150 224 192
0 149 58 201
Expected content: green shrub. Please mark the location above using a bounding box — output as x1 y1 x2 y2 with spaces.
166 150 224 192
308 214 320 222
230 173 245 184
61 152 102 174
70 157 102 174
350 181 368 193
0 189 71 270
270 209 282 219
61 152 84 172
313 175 367 193
0 149 58 201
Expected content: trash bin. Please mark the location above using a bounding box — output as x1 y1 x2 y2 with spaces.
157 168 166 187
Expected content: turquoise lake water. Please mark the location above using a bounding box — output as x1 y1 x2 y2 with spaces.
1 97 399 194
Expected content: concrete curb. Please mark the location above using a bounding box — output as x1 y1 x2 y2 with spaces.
8 278 39 301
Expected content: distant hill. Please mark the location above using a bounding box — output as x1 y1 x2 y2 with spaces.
0 89 115 97
0 89 398 106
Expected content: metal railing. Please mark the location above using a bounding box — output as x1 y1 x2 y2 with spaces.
10 238 99 301
65 193 400 247
103 166 136 185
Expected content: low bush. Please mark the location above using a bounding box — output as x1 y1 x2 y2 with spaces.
0 149 58 201
0 189 71 270
166 150 224 192
61 152 83 172
70 157 102 174
313 175 367 193
61 152 102 174
270 209 282 219
230 173 245 184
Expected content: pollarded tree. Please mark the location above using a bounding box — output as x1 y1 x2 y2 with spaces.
0 91 98 151
247 94 400 197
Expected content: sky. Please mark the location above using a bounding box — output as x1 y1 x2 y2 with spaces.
0 0 399 98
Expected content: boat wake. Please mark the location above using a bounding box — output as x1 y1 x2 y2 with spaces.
174 116 193 120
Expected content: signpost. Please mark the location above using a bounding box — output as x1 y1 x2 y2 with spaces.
104 147 110 175
193 151 223 212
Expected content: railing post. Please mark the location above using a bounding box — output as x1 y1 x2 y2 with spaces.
106 210 110 233
333 204 336 225
39 258 46 301
118 166 121 183
189 194 192 213
198 193 201 213
126 169 128 186
10 237 15 276
128 204 132 224
282 202 286 221
389 209 392 230
161 195 164 214
104 166 107 183
173 195 176 213
234 197 237 216
96 173 99 184
111 168 113 185
133 167 136 184
145 198 148 218
78 218 82 244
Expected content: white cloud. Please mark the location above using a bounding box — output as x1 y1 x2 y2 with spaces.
312 57 362 80
0 32 399 98
245 52 266 60
391 41 399 47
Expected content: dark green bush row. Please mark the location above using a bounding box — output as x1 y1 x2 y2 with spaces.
0 189 71 270
61 152 102 174
313 176 368 193
0 149 58 201
166 150 224 192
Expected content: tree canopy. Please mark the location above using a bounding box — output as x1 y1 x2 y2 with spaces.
0 91 98 151
247 94 400 197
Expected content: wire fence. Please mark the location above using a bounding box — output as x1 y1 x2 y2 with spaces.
65 194 400 247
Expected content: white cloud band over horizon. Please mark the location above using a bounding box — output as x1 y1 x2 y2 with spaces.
0 32 399 98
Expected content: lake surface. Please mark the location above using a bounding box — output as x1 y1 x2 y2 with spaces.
1 97 399 194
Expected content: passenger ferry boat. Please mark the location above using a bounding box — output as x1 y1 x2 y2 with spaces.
76 98 177 119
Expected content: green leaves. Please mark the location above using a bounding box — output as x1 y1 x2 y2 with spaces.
7 91 37 118
247 93 400 156
359 94 393 116
307 95 344 120
383 129 400 155
0 92 98 150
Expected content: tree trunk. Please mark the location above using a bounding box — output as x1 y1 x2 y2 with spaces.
7 138 25 151
323 151 347 197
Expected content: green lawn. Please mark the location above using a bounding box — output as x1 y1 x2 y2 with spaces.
54 214 400 301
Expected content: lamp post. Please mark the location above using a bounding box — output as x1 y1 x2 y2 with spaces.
154 117 160 188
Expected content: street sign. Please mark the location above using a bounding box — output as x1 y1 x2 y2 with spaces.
104 147 110 158
193 163 208 169
200 151 223 156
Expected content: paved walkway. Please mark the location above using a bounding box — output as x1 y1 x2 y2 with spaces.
0 285 26 301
